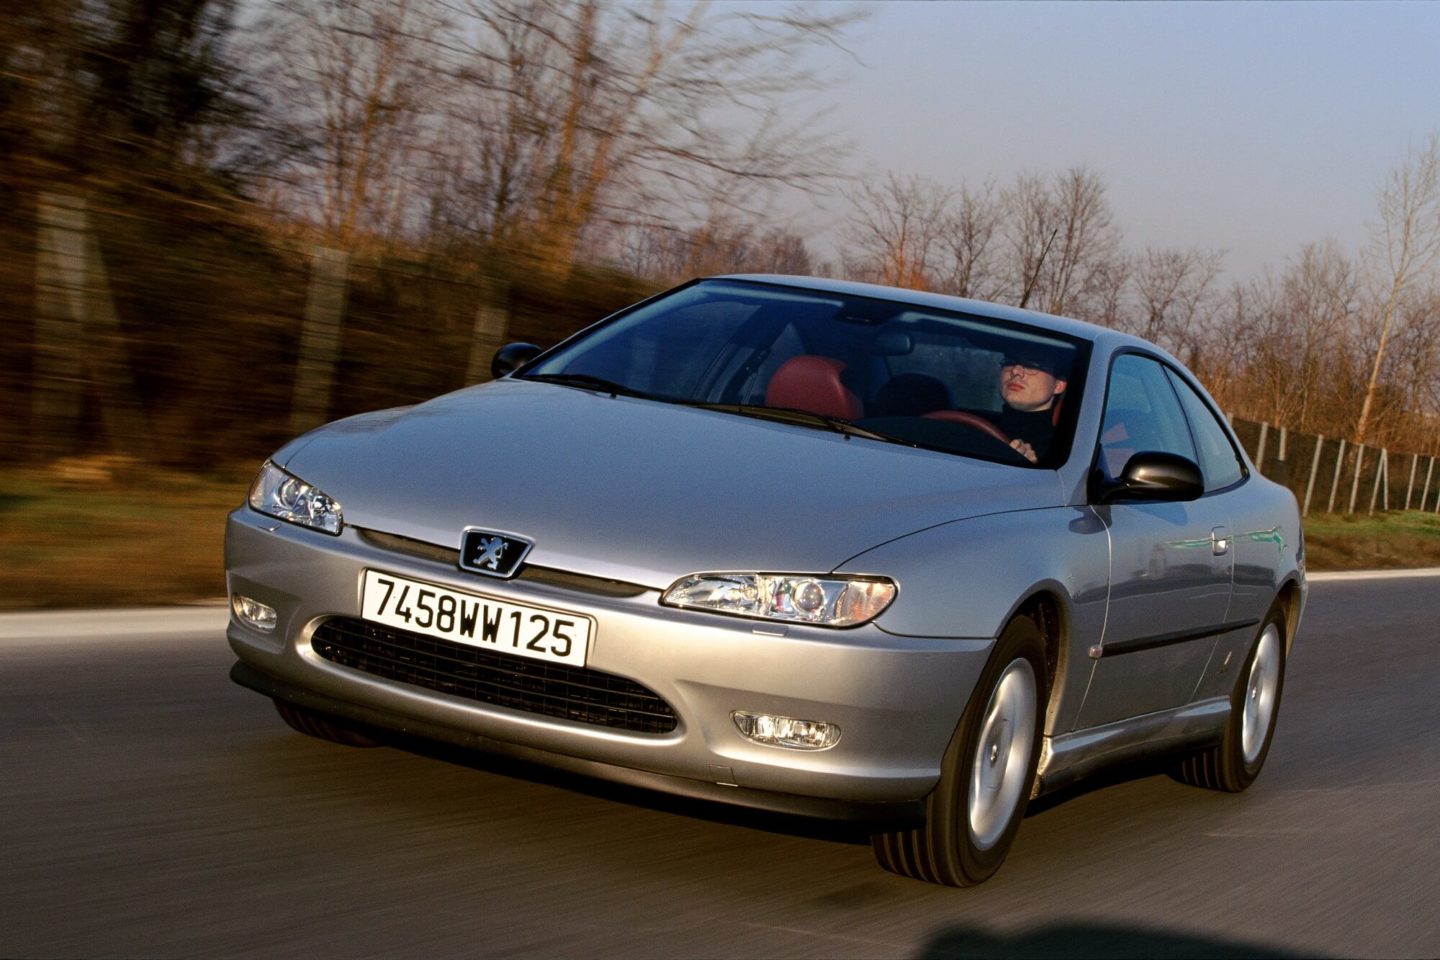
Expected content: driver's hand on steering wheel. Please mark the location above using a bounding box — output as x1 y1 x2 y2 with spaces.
1009 438 1038 464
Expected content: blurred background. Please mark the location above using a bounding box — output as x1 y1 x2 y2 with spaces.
4 0 1440 606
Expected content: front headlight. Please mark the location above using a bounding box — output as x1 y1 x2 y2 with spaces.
248 460 343 535
661 573 896 628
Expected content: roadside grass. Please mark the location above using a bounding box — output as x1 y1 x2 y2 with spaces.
0 461 252 610
4 461 1440 611
1301 509 1440 571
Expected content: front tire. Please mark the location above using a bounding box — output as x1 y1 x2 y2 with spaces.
1172 606 1286 792
872 615 1046 886
273 699 381 748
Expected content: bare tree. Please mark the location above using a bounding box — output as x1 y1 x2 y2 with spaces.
1395 286 1440 418
1044 166 1121 315
1223 241 1361 432
257 0 452 245
451 0 862 273
5 1 261 461
841 172 952 289
1 0 254 185
1079 253 1131 332
0 4 88 201
1365 283 1440 451
614 217 814 282
1005 172 1052 309
1276 241 1363 432
1356 134 1440 444
936 180 1004 300
1127 246 1224 362
1003 166 1120 315
750 227 815 276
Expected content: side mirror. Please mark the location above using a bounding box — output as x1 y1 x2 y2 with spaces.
1091 451 1204 504
490 342 542 379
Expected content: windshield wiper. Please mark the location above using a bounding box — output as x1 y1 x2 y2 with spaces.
686 402 891 441
521 372 651 399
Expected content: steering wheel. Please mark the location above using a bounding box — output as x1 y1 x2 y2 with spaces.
922 410 1013 445
921 410 1034 464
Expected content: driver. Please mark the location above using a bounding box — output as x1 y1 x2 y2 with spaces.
992 348 1068 464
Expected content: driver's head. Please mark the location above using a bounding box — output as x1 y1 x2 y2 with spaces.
999 349 1067 413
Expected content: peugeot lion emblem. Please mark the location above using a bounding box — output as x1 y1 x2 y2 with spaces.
474 535 506 570
459 528 533 579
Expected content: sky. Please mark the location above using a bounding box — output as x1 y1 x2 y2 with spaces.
785 0 1440 282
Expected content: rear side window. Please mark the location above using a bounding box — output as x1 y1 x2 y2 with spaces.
1166 367 1245 491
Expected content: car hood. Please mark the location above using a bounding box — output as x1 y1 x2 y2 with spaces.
280 380 1065 588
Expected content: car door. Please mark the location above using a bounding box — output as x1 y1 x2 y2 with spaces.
1073 352 1234 729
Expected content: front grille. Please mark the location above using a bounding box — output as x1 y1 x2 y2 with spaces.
355 527 649 597
311 617 678 734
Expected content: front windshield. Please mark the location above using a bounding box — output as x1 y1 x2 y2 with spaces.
521 279 1088 467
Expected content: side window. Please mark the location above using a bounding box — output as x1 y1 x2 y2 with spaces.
1098 354 1196 479
1166 367 1245 491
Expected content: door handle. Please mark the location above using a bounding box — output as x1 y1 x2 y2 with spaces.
1212 526 1230 556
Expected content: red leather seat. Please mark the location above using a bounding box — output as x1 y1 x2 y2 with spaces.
765 356 863 420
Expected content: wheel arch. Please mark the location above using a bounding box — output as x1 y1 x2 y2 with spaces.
1274 576 1304 655
1011 589 1067 734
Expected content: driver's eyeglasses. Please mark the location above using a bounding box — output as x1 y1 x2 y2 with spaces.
1002 364 1047 379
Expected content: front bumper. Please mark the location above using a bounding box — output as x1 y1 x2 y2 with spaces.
225 507 995 822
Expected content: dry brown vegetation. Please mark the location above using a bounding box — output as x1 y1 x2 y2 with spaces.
3 1 1440 476
1300 512 1440 571
0 462 246 610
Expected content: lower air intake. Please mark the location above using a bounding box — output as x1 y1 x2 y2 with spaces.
311 617 678 735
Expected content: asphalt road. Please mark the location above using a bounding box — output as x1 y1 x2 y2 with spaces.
2 577 1438 959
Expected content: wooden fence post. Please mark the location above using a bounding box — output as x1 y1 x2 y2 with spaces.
1368 449 1387 514
464 275 511 385
34 192 150 458
1405 452 1419 510
33 194 87 456
1303 434 1324 516
1255 421 1270 471
1327 439 1346 514
1383 450 1390 512
1347 444 1365 515
1423 456 1436 513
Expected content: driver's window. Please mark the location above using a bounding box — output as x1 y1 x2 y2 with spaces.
1099 354 1197 480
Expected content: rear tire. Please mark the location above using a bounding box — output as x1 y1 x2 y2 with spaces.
1172 606 1286 792
273 699 381 748
872 615 1046 886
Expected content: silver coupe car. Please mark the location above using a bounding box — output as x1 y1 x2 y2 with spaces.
226 275 1305 886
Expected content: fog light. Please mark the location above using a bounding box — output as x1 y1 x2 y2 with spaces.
732 711 841 750
231 594 277 633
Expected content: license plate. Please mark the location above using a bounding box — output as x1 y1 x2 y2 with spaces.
360 570 591 667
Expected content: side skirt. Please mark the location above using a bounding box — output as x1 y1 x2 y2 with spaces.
1035 697 1229 796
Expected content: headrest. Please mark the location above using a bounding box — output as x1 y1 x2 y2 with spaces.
765 355 863 421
